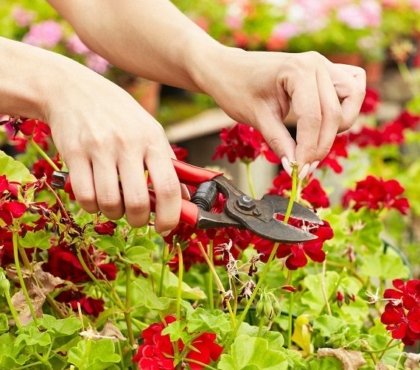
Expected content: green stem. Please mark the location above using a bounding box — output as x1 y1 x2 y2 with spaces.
287 276 294 348
197 242 236 326
321 258 332 315
245 162 256 198
3 280 22 329
378 338 394 360
12 229 38 325
159 244 169 296
176 244 184 320
30 138 60 171
207 241 214 310
124 263 135 347
233 164 299 338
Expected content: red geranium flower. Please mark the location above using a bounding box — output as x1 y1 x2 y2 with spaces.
384 279 420 311
132 316 223 370
0 200 26 225
343 176 409 214
319 134 348 173
171 144 189 161
360 87 380 114
94 221 117 236
213 123 264 163
56 289 105 317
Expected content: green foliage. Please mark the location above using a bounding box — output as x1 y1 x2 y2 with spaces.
0 150 35 184
218 335 288 370
68 339 121 370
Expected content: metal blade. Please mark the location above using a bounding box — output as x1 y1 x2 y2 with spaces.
261 195 322 224
247 218 317 242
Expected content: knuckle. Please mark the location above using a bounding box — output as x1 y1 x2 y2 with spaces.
157 178 180 200
125 196 150 214
98 195 121 212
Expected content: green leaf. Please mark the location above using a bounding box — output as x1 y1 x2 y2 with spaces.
217 335 288 370
307 356 343 370
161 320 188 343
15 326 51 347
187 308 231 339
68 339 121 370
0 314 8 334
313 316 344 338
95 235 126 256
0 150 35 184
131 278 172 312
124 245 154 272
359 249 409 279
301 272 340 315
150 264 206 301
20 230 51 249
39 315 82 336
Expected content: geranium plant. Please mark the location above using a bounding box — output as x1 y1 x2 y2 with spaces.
0 81 419 369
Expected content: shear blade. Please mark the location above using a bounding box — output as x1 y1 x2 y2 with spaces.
254 219 317 242
261 194 322 224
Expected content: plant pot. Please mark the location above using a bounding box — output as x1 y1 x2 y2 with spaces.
364 60 385 86
325 53 363 66
125 78 161 117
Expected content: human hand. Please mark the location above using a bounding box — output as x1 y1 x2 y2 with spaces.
194 48 366 178
45 60 181 233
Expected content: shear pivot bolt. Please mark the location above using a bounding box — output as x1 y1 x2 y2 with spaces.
237 195 255 210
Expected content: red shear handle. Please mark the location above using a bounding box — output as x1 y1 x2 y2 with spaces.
149 190 199 226
172 159 222 186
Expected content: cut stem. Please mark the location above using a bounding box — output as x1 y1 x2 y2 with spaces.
245 162 256 198
30 138 60 172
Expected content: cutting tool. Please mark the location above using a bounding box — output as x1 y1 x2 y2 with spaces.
51 159 321 242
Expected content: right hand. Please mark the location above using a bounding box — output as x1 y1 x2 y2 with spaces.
45 61 181 233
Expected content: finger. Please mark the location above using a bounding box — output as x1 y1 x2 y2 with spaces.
92 157 124 220
289 74 322 168
118 153 150 228
333 65 366 131
168 143 190 200
315 66 343 161
66 156 99 213
146 150 181 234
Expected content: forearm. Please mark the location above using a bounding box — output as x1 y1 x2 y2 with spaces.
48 0 223 91
0 37 78 120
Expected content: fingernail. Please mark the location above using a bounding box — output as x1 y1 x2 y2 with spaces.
308 161 320 175
161 230 171 237
298 163 310 180
281 156 292 177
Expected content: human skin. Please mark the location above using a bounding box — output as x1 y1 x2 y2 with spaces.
1 0 366 233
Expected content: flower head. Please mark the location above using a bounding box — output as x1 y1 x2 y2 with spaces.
23 20 63 49
343 176 409 214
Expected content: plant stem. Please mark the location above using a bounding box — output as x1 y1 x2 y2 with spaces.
378 338 394 360
197 242 236 326
245 162 256 198
124 263 135 347
30 138 60 171
207 241 214 310
158 244 168 296
321 257 332 315
233 164 298 337
3 278 22 329
287 272 294 348
176 243 184 320
12 229 38 325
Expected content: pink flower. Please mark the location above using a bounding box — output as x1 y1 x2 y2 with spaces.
67 35 90 55
23 21 63 48
337 5 368 29
86 53 110 74
410 0 420 10
360 0 382 28
12 6 35 27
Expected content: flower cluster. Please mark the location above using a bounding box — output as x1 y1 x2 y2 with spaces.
319 134 348 173
381 279 420 345
343 175 409 214
213 123 278 164
132 316 223 370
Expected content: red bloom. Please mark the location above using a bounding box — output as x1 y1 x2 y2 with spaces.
269 171 329 209
94 221 117 236
0 201 26 225
381 279 420 345
171 144 189 161
132 316 223 370
343 176 410 214
213 123 264 163
384 279 420 311
360 87 379 114
301 179 330 209
395 110 420 130
319 134 348 173
56 289 105 317
45 243 117 283
32 156 62 184
348 126 384 148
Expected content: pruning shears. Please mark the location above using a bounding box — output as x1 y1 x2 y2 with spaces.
51 159 321 242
